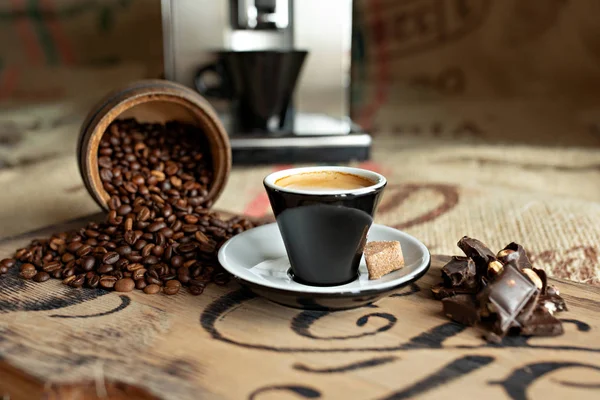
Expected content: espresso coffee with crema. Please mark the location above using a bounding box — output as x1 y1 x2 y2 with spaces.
275 171 375 192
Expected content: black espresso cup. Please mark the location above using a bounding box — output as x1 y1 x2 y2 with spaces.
195 50 308 132
264 167 387 286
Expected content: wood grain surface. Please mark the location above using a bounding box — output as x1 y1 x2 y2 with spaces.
0 215 599 400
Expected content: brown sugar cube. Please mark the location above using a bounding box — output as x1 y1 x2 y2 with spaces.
364 241 405 280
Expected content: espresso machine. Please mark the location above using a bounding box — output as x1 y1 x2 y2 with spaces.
161 0 371 165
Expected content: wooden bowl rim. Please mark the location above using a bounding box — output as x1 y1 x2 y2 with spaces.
78 80 231 211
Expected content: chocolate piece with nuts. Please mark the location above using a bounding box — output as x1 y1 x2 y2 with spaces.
432 237 568 342
442 294 480 326
539 288 568 314
441 256 477 289
497 242 532 270
478 263 539 334
520 303 564 337
457 236 496 277
431 283 478 300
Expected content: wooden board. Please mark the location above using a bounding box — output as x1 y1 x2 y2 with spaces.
0 215 599 400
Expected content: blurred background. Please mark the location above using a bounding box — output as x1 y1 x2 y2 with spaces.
3 0 600 146
0 0 599 287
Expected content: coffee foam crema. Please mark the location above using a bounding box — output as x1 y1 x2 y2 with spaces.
275 171 375 192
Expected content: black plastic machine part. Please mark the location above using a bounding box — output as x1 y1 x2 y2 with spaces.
232 143 370 165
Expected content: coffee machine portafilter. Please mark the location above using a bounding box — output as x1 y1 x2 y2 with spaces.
161 0 371 165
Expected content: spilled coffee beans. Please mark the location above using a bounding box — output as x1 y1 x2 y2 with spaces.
4 119 255 296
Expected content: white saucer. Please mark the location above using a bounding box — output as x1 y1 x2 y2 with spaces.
218 223 430 310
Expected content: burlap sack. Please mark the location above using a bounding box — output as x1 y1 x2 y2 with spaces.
0 1 161 71
352 0 600 129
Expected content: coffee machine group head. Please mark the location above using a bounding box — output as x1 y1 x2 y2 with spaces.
162 0 371 164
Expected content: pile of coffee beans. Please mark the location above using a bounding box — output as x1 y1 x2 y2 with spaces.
0 119 255 296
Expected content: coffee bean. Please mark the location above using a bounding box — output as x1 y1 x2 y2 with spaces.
145 273 162 286
193 231 209 243
128 253 143 263
116 245 132 256
142 232 154 241
33 271 50 282
177 243 197 253
98 156 112 169
135 279 147 290
97 264 114 274
182 224 199 233
102 252 120 265
137 207 151 222
108 196 122 211
123 182 138 194
164 245 174 261
85 229 100 238
114 278 135 292
156 232 167 246
20 263 35 273
152 244 165 257
143 255 159 265
63 266 76 278
126 263 144 272
213 272 229 286
19 263 37 279
163 280 181 295
151 194 165 204
148 221 166 233
141 243 155 257
189 284 205 295
1 258 16 268
159 227 174 239
93 247 108 256
171 255 184 268
117 255 130 268
76 244 93 257
124 217 134 231
70 274 86 288
87 274 100 288
63 275 76 285
99 276 117 289
67 241 83 253
100 168 113 181
132 268 147 281
81 256 96 271
144 284 161 294
43 261 62 273
165 164 178 176
210 218 229 229
151 170 166 181
199 242 216 253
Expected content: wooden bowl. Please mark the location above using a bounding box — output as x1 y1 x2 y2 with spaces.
77 79 231 211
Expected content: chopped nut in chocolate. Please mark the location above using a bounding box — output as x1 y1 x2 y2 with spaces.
432 236 569 341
